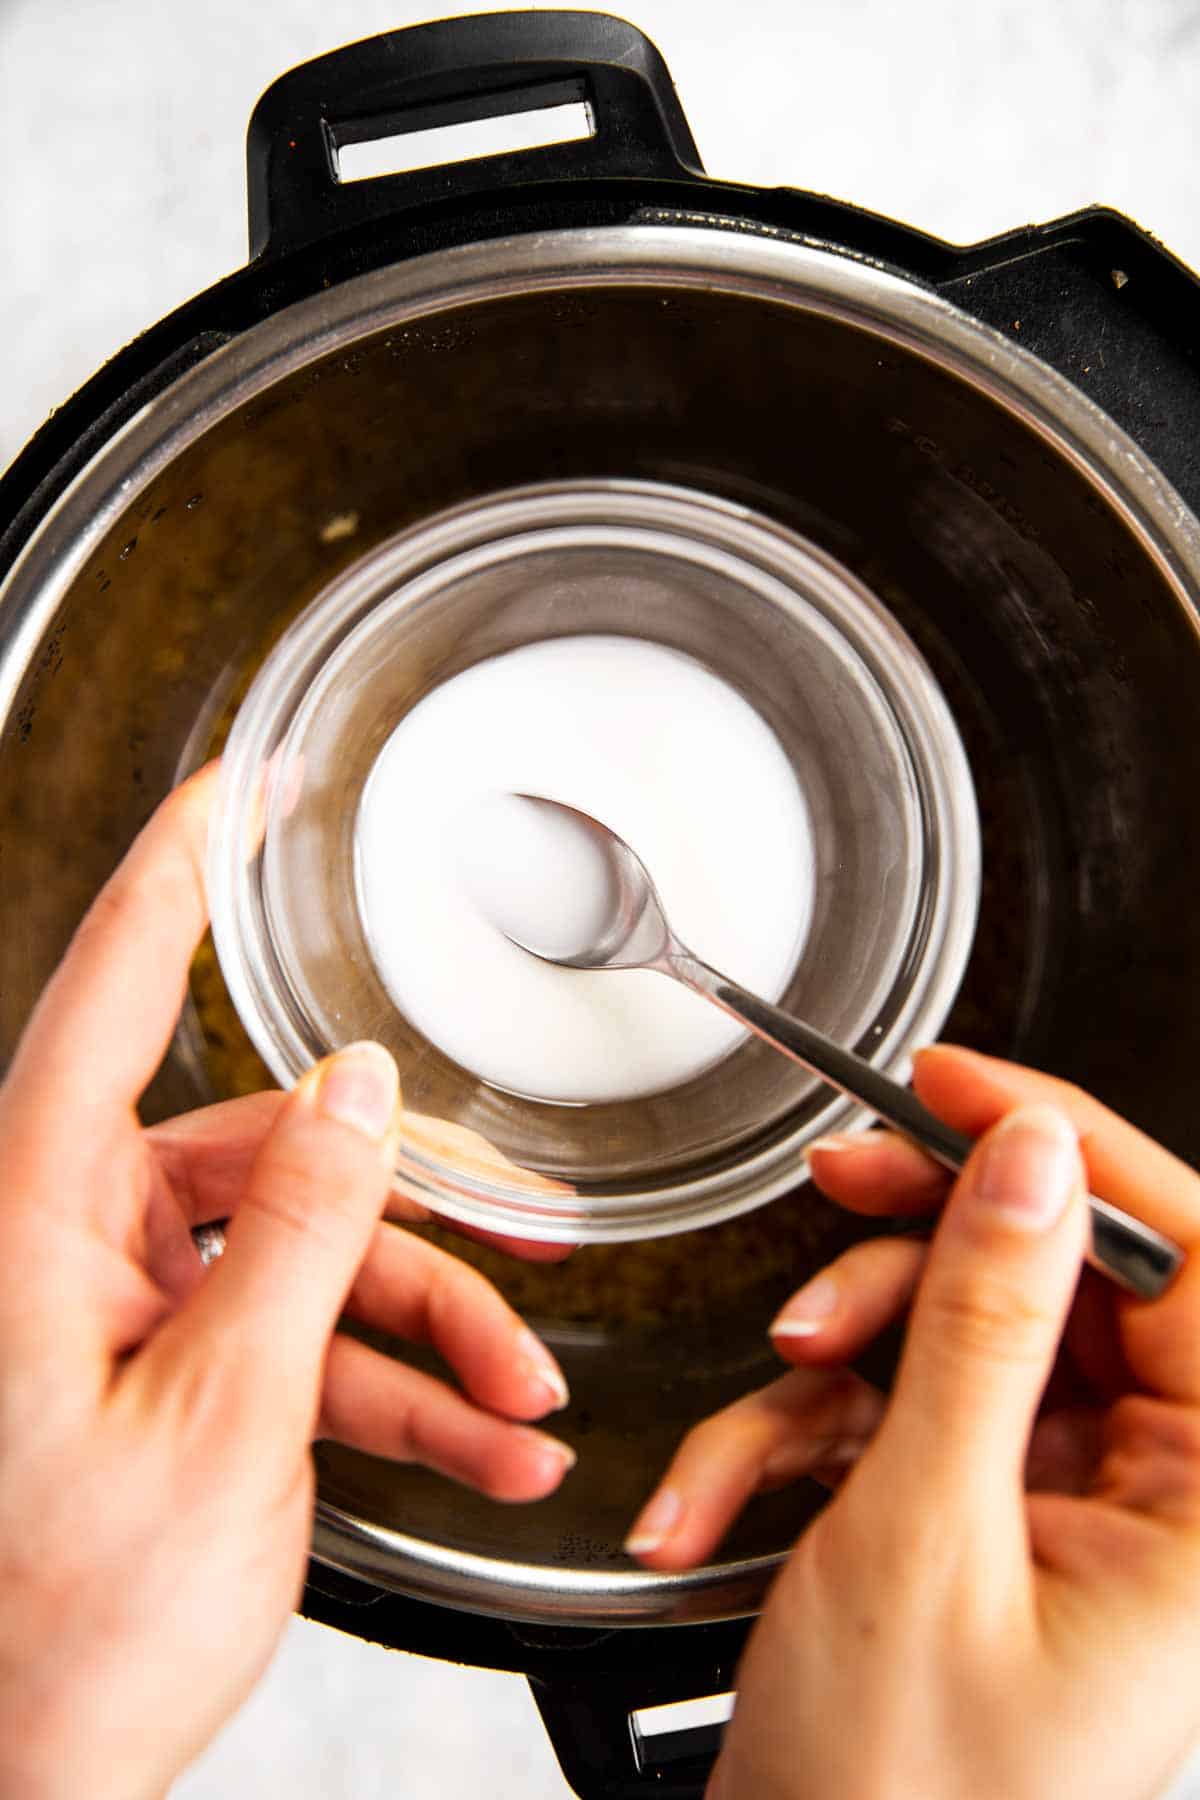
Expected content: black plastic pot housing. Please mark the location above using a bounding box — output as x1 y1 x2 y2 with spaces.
3 15 1200 1799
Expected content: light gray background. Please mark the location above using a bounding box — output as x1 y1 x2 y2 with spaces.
3 1 1200 1794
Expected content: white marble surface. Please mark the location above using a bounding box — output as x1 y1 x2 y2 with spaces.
4 0 1200 1794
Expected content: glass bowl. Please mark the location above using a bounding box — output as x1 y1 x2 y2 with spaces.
208 478 979 1241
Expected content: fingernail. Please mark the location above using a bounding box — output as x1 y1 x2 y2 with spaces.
516 1327 570 1412
913 1043 987 1076
807 1134 860 1156
770 1274 838 1338
803 1135 865 1185
315 1042 400 1140
625 1486 683 1556
523 1430 577 1477
970 1104 1079 1230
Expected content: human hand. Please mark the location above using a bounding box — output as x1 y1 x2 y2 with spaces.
0 768 574 1800
627 1048 1200 1799
153 1090 578 1265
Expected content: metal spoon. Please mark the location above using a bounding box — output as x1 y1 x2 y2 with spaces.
495 795 1183 1300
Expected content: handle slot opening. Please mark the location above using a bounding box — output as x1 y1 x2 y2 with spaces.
629 1692 734 1771
332 84 594 184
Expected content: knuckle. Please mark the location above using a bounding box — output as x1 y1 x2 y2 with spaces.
833 1378 887 1441
683 1392 795 1473
390 1389 455 1476
923 1274 1058 1367
475 1435 545 1502
687 1403 756 1459
86 877 131 931
251 1137 372 1246
69 880 132 958
412 1269 448 1347
249 1158 336 1241
425 1258 492 1343
83 837 197 943
1051 1076 1087 1110
478 1458 520 1502
149 1345 266 1454
1109 1394 1200 1477
376 1405 420 1467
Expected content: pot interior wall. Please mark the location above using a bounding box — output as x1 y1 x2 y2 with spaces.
3 274 1198 1608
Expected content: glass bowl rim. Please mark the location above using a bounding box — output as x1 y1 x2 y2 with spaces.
207 475 982 1241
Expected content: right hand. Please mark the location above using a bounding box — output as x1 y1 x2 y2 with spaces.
627 1049 1200 1799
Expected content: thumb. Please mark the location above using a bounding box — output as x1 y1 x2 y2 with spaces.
871 1103 1087 1505
181 1041 400 1406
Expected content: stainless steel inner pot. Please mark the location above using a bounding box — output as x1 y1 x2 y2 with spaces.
3 225 1200 1626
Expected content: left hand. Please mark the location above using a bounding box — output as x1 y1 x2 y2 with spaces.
0 766 574 1800
154 1077 576 1268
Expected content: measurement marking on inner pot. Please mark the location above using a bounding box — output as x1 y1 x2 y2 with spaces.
354 634 815 1105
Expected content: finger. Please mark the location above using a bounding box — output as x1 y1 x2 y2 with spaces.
150 1092 442 1227
806 1130 950 1217
317 1334 576 1502
396 1112 579 1262
783 1188 1124 1416
146 1091 288 1221
623 1368 883 1571
871 1103 1087 1517
1086 1393 1200 1526
916 1045 1200 1404
1025 1406 1106 1495
5 765 218 1129
343 1222 569 1420
915 1045 1200 1249
441 1219 576 1264
397 1110 575 1198
160 1041 400 1422
148 1091 575 1262
140 1163 210 1311
1062 1268 1135 1402
768 1235 927 1363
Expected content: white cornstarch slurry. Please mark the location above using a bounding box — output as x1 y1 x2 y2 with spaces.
355 635 814 1104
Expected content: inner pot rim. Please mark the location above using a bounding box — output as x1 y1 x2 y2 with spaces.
311 1489 776 1628
4 222 1200 733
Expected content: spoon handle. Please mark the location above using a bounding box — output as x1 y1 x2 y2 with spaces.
668 950 1183 1301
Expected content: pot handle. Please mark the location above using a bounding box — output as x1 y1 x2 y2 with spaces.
527 1659 738 1798
245 11 704 262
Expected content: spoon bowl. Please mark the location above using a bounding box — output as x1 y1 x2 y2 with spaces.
499 794 673 970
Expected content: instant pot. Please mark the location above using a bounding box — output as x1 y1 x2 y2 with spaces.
3 14 1200 1796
